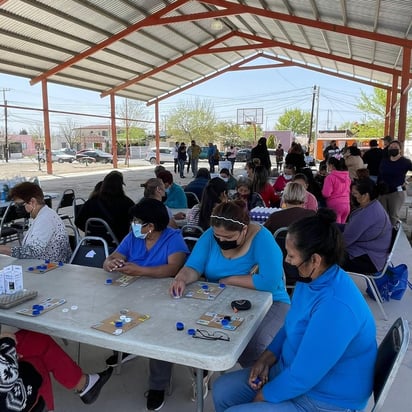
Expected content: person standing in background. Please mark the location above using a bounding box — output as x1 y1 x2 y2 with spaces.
208 142 216 173
251 137 271 172
190 140 201 177
173 141 179 174
227 145 237 174
362 139 383 183
275 143 284 172
177 142 187 178
381 135 392 159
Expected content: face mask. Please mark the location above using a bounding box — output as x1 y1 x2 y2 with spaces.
220 177 229 182
388 148 399 157
284 174 292 180
165 188 170 194
214 235 239 250
131 223 147 239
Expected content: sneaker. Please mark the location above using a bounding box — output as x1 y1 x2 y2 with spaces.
191 369 213 402
105 352 137 367
80 368 113 404
145 389 165 411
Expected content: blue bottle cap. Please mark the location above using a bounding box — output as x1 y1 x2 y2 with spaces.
115 321 123 328
37 305 44 311
219 283 226 288
221 318 229 326
105 278 113 285
36 265 42 269
32 304 40 310
45 259 50 264
28 266 34 271
32 310 40 316
187 328 196 336
58 261 64 266
201 284 209 290
176 321 184 331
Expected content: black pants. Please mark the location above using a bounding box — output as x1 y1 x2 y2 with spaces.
343 252 377 274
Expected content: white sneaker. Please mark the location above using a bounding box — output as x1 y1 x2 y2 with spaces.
190 369 213 402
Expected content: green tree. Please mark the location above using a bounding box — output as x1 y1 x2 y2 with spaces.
275 108 311 136
166 98 217 143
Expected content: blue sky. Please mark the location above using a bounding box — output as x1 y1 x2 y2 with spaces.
0 62 374 135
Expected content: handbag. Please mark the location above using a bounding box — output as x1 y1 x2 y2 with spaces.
366 263 411 301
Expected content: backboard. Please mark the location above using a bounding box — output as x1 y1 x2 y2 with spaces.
237 108 264 125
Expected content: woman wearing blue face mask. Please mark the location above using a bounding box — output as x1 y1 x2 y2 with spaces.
103 197 189 277
102 197 189 411
213 208 377 412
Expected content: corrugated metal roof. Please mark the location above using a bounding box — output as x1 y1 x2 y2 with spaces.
0 0 410 104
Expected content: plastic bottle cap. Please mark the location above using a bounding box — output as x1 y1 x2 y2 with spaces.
37 305 44 311
119 315 127 320
221 319 229 326
105 278 113 285
201 284 209 290
58 261 64 266
45 259 50 264
176 322 184 331
32 310 40 316
115 321 123 328
124 317 132 323
62 308 69 313
28 267 34 271
187 328 196 336
219 283 226 288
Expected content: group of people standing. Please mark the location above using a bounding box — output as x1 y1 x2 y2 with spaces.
173 140 202 178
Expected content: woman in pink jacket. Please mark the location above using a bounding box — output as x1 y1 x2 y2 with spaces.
322 156 351 223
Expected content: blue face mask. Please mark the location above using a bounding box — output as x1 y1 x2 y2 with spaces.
165 188 170 194
131 223 148 239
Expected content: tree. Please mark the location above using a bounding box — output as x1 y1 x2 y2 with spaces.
275 108 311 136
166 98 217 143
59 118 79 149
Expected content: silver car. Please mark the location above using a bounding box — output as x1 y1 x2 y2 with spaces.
145 147 175 164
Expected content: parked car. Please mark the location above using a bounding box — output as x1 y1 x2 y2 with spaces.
236 148 252 162
199 147 226 160
39 150 76 163
76 149 113 163
145 147 174 164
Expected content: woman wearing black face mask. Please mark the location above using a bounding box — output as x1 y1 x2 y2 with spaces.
213 208 377 412
378 140 412 224
171 200 290 371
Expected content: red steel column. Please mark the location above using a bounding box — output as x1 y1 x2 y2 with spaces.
389 75 398 138
155 101 160 164
41 80 53 175
110 93 118 168
398 47 411 143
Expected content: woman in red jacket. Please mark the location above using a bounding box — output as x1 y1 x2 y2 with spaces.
252 166 278 207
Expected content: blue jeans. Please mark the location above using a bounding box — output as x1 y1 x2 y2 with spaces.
178 159 186 176
213 366 357 412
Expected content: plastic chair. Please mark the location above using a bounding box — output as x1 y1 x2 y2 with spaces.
371 317 410 411
348 220 402 320
273 227 299 294
85 217 119 250
185 191 200 208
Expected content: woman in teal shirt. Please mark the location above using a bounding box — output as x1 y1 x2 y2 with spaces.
171 200 290 368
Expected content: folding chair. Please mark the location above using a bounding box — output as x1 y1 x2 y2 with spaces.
185 191 200 208
348 220 402 320
69 236 109 268
85 217 119 251
0 202 27 245
73 197 86 220
273 227 299 294
56 188 75 222
371 317 410 411
181 224 204 252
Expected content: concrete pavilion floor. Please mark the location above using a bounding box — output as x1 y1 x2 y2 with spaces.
2 159 412 411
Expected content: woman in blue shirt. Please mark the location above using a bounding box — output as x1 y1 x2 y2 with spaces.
213 209 377 412
103 198 189 411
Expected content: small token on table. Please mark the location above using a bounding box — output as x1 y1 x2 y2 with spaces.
70 305 78 311
113 329 123 335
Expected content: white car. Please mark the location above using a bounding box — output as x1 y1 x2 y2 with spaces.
145 147 175 164
39 150 76 163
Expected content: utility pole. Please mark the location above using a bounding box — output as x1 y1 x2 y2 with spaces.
1 88 11 162
308 85 317 148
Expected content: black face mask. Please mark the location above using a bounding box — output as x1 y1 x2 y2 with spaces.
388 149 399 157
214 235 239 250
